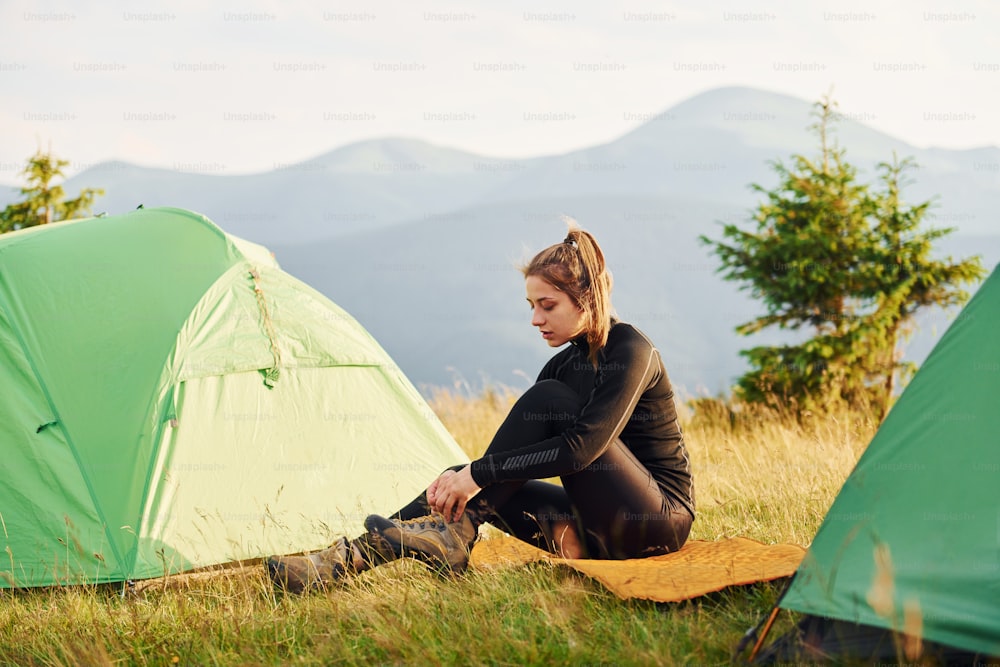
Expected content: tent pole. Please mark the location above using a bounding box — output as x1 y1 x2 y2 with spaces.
735 573 796 663
747 605 781 662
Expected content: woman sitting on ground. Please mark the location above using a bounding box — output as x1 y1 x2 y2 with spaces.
268 222 695 592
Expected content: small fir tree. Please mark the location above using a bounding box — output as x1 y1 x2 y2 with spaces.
702 97 984 415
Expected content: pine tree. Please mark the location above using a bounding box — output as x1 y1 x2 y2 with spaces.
701 97 985 415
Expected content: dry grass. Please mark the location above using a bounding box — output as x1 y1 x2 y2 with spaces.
681 399 877 545
422 383 521 460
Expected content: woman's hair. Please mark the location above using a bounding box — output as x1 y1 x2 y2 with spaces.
522 218 614 367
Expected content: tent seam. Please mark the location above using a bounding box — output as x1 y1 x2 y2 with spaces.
121 257 278 578
121 260 251 581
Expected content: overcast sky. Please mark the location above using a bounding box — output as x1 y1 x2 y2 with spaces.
1 0 997 181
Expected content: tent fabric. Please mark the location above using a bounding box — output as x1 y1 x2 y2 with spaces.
470 535 805 602
777 264 1000 658
0 207 468 588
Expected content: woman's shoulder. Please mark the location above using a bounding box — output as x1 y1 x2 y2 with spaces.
606 321 668 382
608 320 656 351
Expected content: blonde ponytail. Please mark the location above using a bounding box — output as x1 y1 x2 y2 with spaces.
522 218 614 367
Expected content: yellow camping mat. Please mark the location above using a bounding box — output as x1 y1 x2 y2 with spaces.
470 536 805 603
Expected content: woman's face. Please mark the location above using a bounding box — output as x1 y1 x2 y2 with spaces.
525 275 587 348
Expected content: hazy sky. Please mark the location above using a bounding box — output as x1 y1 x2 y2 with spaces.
1 0 997 181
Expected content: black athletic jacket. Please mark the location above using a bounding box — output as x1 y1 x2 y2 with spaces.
469 321 695 517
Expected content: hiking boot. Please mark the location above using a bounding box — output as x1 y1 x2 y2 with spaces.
364 512 477 574
267 537 352 594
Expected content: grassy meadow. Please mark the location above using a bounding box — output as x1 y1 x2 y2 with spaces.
0 387 878 666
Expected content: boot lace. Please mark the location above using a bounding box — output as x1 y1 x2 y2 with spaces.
396 514 448 531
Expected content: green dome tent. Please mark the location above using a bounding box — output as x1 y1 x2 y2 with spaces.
0 207 467 588
754 264 1000 663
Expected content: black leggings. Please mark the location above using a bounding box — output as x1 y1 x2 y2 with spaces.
390 379 692 559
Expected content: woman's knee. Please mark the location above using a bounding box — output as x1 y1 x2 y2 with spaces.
522 378 579 402
515 379 582 424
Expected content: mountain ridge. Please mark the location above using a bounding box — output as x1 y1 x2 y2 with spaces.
4 85 997 242
2 86 996 392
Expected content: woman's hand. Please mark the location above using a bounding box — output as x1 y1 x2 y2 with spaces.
427 466 481 523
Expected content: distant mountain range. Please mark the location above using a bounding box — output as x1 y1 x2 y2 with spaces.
4 86 998 394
